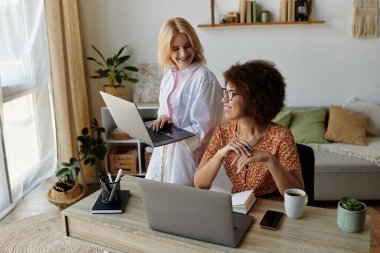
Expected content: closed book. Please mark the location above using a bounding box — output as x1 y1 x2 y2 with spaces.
210 186 256 214
280 0 287 22
239 0 247 23
246 1 252 23
287 0 294 22
91 190 130 214
291 0 295 21
232 190 256 214
252 0 257 22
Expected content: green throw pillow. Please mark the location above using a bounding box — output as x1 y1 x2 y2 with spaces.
289 108 329 144
273 109 292 127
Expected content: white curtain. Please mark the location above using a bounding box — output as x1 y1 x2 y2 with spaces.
0 0 56 219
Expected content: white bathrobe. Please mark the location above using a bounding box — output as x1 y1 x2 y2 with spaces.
145 63 223 185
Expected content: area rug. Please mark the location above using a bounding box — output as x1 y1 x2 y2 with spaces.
0 212 102 253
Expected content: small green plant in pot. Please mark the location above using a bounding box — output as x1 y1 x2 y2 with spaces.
337 197 367 233
53 157 80 192
48 119 107 208
87 44 139 98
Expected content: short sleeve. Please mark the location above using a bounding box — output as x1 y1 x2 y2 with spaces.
277 128 301 173
203 125 224 160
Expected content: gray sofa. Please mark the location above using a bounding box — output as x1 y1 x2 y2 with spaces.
311 147 380 201
213 148 380 202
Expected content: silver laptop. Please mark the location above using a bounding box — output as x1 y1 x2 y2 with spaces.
138 179 254 248
100 91 194 147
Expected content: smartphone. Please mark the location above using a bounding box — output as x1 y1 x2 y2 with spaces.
259 210 284 230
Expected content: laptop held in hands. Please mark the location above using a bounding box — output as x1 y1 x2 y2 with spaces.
138 179 254 248
100 91 194 147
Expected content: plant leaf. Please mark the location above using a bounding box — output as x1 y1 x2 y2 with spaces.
115 75 122 84
118 55 130 65
93 146 107 161
124 66 138 72
90 45 106 64
106 58 114 67
70 167 78 181
86 56 105 67
116 45 128 57
127 77 139 83
56 168 70 178
82 127 89 135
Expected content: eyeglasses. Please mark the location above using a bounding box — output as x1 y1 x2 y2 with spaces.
221 88 240 101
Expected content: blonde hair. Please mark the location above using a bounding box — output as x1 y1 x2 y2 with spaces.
157 17 205 71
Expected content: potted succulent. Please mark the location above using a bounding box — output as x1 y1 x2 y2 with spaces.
87 44 139 98
48 118 107 208
337 197 367 233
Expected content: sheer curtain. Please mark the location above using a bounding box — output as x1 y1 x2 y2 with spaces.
0 0 56 219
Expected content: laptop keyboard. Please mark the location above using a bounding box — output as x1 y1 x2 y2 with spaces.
146 127 172 143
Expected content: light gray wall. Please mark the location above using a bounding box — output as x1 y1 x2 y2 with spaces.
78 0 380 120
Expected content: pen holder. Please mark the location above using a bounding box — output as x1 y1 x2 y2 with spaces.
100 175 122 204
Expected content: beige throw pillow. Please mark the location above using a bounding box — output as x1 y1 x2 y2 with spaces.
343 96 380 136
324 105 369 145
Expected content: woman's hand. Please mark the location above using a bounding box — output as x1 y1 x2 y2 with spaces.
151 114 171 132
232 150 271 173
217 138 252 159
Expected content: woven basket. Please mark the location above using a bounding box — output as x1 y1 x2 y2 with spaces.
111 130 131 140
47 184 85 209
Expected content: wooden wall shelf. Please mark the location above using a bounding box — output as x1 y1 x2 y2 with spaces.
198 20 325 28
201 0 325 28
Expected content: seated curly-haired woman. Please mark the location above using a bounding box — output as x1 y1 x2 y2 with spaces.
194 59 304 200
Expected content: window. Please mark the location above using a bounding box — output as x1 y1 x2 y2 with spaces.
0 0 56 219
0 0 30 88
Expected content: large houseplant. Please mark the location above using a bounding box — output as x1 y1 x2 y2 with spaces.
48 118 107 208
87 44 139 98
337 197 367 233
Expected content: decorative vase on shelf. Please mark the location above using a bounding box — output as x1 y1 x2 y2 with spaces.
103 85 126 98
295 0 309 21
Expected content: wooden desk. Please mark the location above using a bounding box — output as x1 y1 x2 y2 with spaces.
62 176 371 253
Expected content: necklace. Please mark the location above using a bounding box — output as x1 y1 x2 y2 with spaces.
236 120 267 150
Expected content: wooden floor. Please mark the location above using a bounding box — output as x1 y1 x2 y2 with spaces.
0 177 100 228
0 177 379 228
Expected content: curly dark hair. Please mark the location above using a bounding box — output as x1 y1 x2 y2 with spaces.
223 60 286 125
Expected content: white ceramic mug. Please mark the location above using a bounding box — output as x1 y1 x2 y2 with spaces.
284 188 308 219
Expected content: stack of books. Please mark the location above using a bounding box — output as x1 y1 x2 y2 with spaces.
240 0 258 23
210 186 256 214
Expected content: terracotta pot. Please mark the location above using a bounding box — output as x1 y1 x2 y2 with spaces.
103 85 126 98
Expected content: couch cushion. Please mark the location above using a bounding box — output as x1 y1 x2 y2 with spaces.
289 108 328 144
273 109 292 127
343 97 380 136
312 147 380 173
324 105 368 145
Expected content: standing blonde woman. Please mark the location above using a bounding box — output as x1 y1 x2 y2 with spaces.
145 17 223 185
